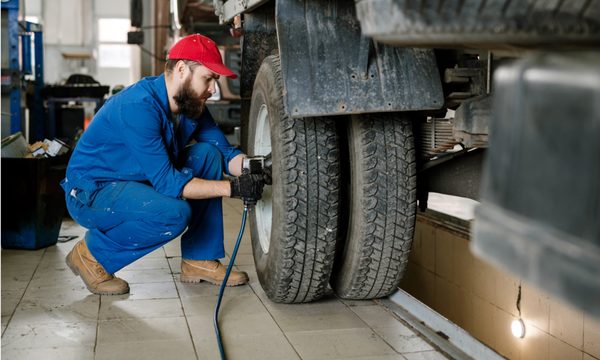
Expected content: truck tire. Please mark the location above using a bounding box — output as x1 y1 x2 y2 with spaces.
332 114 417 299
357 0 600 47
247 55 341 303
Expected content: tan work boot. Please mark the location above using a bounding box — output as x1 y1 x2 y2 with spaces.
66 239 130 295
180 259 249 286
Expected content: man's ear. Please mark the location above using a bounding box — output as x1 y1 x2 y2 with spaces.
176 60 186 79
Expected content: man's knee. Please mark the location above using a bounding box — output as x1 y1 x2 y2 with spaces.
161 200 192 237
185 143 224 179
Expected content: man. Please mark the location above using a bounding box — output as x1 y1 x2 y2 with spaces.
61 34 265 295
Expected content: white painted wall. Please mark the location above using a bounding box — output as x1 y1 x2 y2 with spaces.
25 0 141 89
94 0 129 17
44 0 91 45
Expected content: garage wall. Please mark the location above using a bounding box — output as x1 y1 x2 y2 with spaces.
40 0 95 84
24 0 142 88
400 214 600 360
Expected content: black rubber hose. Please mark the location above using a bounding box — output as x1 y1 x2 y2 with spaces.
214 206 248 360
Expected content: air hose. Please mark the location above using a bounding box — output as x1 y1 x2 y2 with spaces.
213 205 249 360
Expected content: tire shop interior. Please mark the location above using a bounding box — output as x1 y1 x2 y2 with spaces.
1 1 599 360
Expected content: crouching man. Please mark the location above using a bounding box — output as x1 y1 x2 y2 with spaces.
61 34 265 295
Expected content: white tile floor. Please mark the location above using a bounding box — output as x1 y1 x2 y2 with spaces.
1 198 450 360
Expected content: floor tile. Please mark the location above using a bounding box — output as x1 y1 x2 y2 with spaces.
97 316 191 344
2 321 96 349
116 269 174 284
37 249 70 267
145 246 167 258
1 346 95 360
180 290 265 318
9 288 99 326
2 315 11 333
163 239 182 258
188 316 299 360
99 298 184 320
374 327 434 354
1 289 24 317
96 339 196 360
168 256 182 274
44 242 75 257
187 301 280 337
266 297 368 332
287 328 397 360
108 281 179 300
1 249 46 263
1 263 37 291
226 253 255 266
28 268 86 288
1 214 451 360
59 219 87 238
332 355 407 360
403 351 449 360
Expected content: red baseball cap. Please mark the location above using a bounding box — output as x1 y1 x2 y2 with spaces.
167 34 237 79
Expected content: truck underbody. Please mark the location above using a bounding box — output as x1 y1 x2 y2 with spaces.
178 0 600 317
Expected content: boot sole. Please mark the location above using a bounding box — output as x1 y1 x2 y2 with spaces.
180 274 248 287
65 253 130 296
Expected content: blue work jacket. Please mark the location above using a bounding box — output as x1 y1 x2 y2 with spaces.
62 74 241 199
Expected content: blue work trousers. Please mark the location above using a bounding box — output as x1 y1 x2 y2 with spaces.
64 143 226 274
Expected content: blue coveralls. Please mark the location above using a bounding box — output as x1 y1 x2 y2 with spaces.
61 74 242 274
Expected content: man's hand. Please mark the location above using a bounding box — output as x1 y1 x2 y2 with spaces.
229 174 265 204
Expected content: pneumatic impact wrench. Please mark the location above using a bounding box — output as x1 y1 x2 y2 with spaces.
214 154 272 360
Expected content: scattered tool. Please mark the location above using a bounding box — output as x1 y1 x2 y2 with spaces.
213 154 271 360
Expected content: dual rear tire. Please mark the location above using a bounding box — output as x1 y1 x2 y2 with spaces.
247 55 417 303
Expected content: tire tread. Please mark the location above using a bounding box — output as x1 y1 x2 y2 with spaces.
333 114 416 299
254 55 340 303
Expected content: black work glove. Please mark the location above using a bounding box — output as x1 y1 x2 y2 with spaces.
263 153 272 185
229 174 265 203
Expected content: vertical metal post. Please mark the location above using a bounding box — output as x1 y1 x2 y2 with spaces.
21 33 32 75
153 0 169 75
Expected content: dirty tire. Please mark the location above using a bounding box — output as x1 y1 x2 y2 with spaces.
357 0 600 47
332 114 417 300
248 55 341 303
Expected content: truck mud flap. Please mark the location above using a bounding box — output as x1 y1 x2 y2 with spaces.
275 0 443 118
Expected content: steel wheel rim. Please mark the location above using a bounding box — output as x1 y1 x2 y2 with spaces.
254 104 272 254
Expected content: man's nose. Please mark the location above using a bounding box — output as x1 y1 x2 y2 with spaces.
208 82 216 94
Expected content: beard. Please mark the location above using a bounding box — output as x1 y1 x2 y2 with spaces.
172 76 206 119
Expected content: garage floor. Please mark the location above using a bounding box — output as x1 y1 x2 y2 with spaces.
1 198 449 360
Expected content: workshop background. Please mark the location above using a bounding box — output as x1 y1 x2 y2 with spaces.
2 0 600 359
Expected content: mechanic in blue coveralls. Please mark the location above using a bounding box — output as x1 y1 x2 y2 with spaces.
62 34 265 295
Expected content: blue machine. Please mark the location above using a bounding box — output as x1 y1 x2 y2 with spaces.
1 0 44 139
1 0 21 134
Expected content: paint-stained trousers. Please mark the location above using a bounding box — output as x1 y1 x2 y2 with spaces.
64 143 225 274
